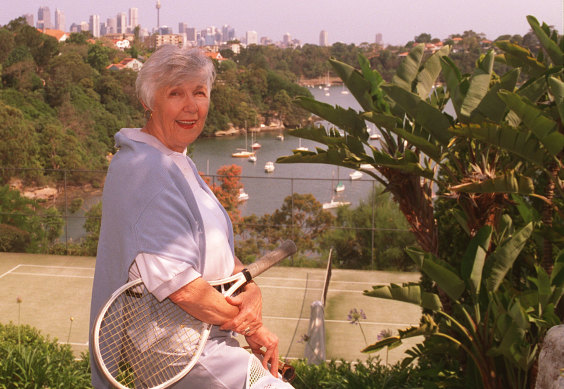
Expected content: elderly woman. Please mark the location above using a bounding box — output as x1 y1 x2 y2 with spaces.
89 46 292 388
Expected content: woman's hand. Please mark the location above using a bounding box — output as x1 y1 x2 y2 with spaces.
220 281 262 335
245 326 279 376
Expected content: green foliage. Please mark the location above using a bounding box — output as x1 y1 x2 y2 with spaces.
0 322 91 388
321 188 416 270
290 357 453 388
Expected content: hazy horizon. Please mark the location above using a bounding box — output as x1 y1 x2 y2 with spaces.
1 0 562 45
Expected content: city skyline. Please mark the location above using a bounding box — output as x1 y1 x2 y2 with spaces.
0 0 561 45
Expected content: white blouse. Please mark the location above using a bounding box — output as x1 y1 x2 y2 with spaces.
123 128 235 301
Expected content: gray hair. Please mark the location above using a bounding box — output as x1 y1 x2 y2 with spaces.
136 45 216 111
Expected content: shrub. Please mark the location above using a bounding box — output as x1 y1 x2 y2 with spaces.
0 224 30 252
0 322 91 388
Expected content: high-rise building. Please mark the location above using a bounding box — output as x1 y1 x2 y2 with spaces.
283 33 291 46
129 8 138 31
319 30 328 46
24 14 34 27
37 6 51 30
54 9 65 31
178 22 187 35
106 17 117 34
116 12 127 34
375 33 383 45
89 14 100 37
246 30 258 45
185 28 196 42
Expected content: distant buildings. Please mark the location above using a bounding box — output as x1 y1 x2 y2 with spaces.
246 30 258 45
375 33 383 45
129 8 139 31
89 15 100 38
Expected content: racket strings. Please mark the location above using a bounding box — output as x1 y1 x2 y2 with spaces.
97 284 209 388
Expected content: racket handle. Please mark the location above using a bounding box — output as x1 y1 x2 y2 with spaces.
246 240 297 278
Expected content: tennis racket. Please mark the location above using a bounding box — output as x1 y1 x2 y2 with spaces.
91 240 297 389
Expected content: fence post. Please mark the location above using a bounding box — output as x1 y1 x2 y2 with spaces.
371 180 376 268
64 170 69 254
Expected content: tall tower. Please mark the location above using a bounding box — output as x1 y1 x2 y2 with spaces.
116 12 127 34
319 30 328 46
55 9 65 31
156 1 161 34
37 6 51 30
89 14 100 37
129 8 139 31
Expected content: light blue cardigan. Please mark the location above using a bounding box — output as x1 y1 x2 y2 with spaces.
88 129 234 388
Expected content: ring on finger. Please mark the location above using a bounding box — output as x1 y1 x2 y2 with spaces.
244 326 251 335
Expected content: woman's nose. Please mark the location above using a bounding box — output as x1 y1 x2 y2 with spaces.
183 96 198 113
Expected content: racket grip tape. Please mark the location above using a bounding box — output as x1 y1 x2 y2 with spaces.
245 240 297 279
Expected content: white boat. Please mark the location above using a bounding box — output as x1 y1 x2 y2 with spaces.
360 163 375 170
322 198 351 210
349 171 363 180
276 134 284 141
369 133 381 140
248 154 257 163
295 138 308 152
251 142 261 150
232 150 255 158
264 161 275 173
237 188 249 202
334 182 345 192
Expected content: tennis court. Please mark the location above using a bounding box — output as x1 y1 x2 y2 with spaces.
0 252 422 364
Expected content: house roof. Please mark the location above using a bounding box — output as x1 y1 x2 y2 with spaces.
38 28 68 42
204 51 225 61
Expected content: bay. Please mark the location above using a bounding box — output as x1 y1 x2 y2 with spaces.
190 84 376 217
62 85 376 241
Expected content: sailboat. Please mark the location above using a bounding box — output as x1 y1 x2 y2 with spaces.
322 169 350 209
231 125 255 158
251 130 261 150
295 138 308 152
334 167 345 192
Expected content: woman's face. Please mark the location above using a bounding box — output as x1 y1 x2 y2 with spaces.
146 78 210 152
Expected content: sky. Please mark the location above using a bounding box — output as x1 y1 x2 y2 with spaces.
1 0 562 46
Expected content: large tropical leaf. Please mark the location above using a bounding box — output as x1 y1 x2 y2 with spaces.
550 249 564 287
498 91 564 156
415 46 450 100
450 123 549 167
450 171 534 195
294 96 369 141
392 44 424 92
364 282 443 311
362 314 439 353
440 56 466 117
527 15 564 66
460 51 495 121
381 84 452 145
471 68 520 123
495 40 546 78
406 247 465 301
548 76 564 123
485 222 534 292
460 226 492 296
329 57 376 112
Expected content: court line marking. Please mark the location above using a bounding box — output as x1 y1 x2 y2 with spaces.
8 272 94 280
0 265 22 280
259 276 392 286
18 264 94 270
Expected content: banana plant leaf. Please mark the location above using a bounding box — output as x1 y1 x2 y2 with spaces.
328 57 377 113
527 15 564 66
364 112 443 161
449 171 534 195
362 314 439 353
471 68 520 123
495 40 546 78
440 56 466 117
548 76 564 123
460 51 495 121
449 123 548 167
381 84 452 146
485 222 533 292
364 282 443 311
460 226 492 296
415 46 451 100
294 96 369 141
392 44 424 92
405 247 465 301
550 249 564 288
498 91 564 156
